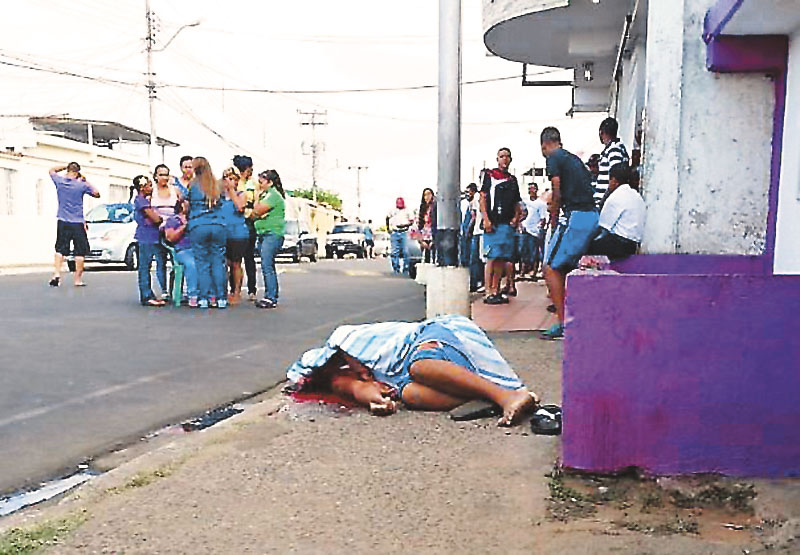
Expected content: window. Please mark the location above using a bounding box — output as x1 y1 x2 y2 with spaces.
0 168 16 215
36 178 45 216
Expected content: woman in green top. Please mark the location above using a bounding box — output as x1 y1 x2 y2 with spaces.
253 169 286 309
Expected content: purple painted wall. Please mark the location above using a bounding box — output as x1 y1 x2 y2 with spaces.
562 272 800 477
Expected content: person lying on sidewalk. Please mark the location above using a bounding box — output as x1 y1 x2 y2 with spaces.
287 314 538 426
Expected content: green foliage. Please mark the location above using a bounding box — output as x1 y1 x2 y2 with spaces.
290 188 342 210
0 513 87 554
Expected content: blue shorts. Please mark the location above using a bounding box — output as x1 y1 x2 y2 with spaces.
481 223 515 260
546 210 599 273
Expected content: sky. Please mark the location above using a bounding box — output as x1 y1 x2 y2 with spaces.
0 0 604 221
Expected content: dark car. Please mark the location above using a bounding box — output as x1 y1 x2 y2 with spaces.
325 223 368 258
404 235 423 279
278 219 318 262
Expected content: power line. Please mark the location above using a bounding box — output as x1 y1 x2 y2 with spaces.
164 74 525 94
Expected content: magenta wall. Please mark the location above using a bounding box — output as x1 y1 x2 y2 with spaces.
562 270 800 477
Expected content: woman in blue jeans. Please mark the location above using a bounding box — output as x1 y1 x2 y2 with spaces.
253 169 286 309
131 175 167 306
187 157 227 309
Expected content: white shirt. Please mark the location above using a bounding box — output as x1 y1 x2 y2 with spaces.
387 207 414 231
470 196 484 235
522 198 547 235
598 184 645 242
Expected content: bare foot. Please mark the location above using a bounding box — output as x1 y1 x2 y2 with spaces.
369 398 397 417
497 389 538 427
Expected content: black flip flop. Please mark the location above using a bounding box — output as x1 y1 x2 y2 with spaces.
530 404 562 435
449 400 502 421
48 277 60 287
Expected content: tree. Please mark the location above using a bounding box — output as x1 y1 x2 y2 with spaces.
290 188 342 211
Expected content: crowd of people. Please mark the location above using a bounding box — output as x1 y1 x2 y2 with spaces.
48 155 287 310
387 116 645 339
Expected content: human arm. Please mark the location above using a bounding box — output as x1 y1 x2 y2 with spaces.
49 165 68 176
135 196 162 225
226 181 247 211
253 190 273 217
479 191 493 233
84 180 100 199
549 177 562 229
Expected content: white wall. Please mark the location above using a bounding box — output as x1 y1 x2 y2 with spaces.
640 0 773 255
774 29 800 274
0 135 149 267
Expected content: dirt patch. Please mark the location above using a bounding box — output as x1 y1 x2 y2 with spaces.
544 464 797 549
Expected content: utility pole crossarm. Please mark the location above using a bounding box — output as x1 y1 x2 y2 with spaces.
298 110 328 203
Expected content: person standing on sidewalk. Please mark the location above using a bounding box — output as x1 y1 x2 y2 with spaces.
253 169 286 309
233 155 259 301
479 147 522 305
594 117 629 208
386 197 414 274
469 185 485 292
521 183 548 280
48 162 100 287
187 157 227 309
540 127 599 339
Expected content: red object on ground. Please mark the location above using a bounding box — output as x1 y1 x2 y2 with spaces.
289 391 358 408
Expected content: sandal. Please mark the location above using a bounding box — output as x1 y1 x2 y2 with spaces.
48 276 60 287
530 404 562 435
144 298 165 307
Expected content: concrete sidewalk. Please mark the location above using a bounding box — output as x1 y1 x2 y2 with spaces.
2 331 799 553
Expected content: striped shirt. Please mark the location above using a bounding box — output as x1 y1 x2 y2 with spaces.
594 138 629 207
287 314 524 391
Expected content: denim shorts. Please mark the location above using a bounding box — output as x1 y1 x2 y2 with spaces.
481 223 515 260
393 324 479 396
547 210 599 272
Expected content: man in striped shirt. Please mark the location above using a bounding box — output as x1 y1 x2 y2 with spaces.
594 117 629 208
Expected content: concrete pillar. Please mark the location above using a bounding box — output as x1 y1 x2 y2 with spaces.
426 265 471 317
427 0 470 318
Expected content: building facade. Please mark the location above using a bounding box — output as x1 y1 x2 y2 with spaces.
0 117 175 267
483 0 800 476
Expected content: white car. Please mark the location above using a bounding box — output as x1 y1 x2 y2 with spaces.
71 203 138 270
373 232 391 257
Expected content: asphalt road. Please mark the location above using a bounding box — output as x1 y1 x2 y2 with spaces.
0 257 424 495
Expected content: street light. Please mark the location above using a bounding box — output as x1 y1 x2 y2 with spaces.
145 2 202 163
153 20 202 52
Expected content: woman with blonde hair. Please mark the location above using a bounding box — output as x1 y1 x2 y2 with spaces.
187 157 227 308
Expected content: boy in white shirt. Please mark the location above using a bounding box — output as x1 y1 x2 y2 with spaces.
589 163 645 260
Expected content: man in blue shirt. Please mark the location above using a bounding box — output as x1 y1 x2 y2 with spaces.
48 162 100 287
364 220 375 258
540 127 599 339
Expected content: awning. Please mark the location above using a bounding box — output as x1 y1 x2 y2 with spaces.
483 0 642 112
704 0 800 40
30 117 179 148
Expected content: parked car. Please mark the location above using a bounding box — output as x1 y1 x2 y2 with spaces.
325 223 367 258
404 235 422 279
68 202 138 271
278 219 318 262
373 231 391 257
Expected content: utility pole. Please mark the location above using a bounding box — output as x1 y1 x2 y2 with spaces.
143 4 200 165
145 0 157 164
347 165 368 220
427 0 468 318
298 110 327 203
